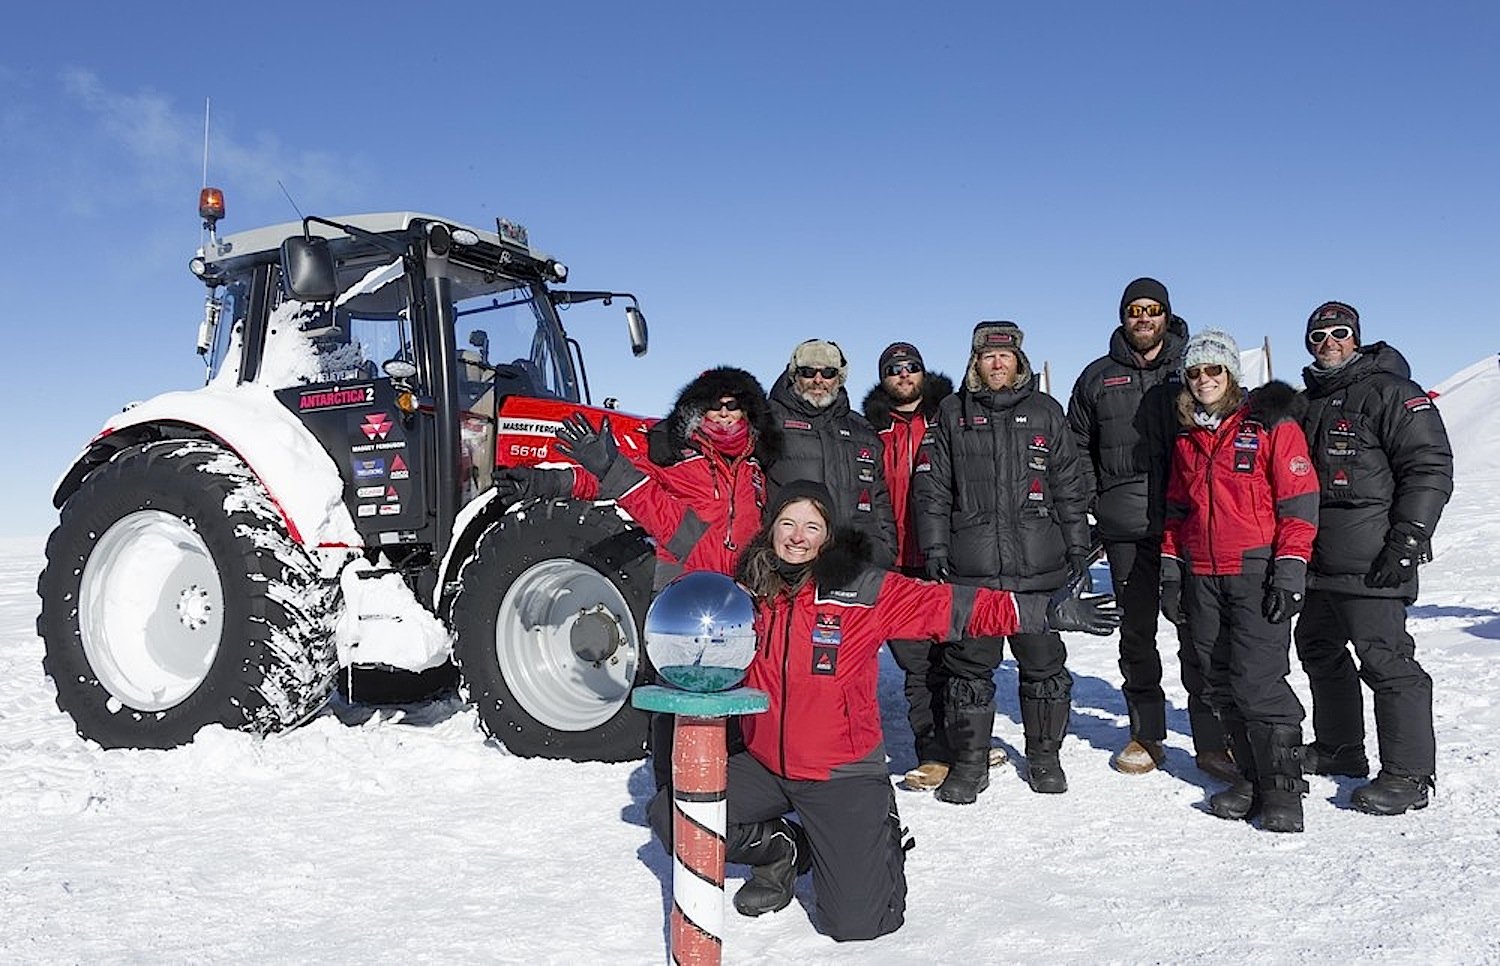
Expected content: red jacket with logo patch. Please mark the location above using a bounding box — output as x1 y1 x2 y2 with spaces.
742 565 1038 780
1162 385 1319 578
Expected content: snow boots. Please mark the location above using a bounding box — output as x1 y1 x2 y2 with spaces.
1249 721 1309 833
1351 772 1433 815
1302 740 1370 778
902 748 1009 791
1208 716 1261 821
934 678 995 805
728 818 811 917
1113 738 1165 775
1021 696 1070 794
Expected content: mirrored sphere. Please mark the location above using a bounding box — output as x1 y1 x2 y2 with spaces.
644 571 758 692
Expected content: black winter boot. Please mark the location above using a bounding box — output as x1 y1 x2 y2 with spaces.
934 749 990 805
1021 696 1071 795
935 678 996 805
1208 713 1260 821
1249 722 1309 833
1302 741 1370 778
728 818 811 916
1351 772 1432 815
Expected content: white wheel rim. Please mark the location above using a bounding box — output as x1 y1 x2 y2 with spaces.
79 510 224 711
494 558 640 731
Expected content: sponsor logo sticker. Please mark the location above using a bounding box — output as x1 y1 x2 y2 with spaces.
1103 375 1132 387
352 457 386 480
360 412 393 441
784 419 811 431
1290 456 1312 476
811 645 838 675
389 454 409 480
378 503 401 516
356 485 384 498
357 504 378 517
1403 395 1434 412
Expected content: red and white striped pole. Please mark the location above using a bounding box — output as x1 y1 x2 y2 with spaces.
669 715 729 964
633 687 769 966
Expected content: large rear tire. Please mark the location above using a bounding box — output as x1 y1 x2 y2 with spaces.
451 499 654 761
36 439 339 748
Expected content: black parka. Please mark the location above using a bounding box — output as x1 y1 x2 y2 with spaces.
1066 317 1189 542
766 372 898 566
1300 342 1453 599
914 384 1091 593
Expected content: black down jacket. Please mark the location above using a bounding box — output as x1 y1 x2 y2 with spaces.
914 384 1091 593
1066 316 1188 542
1300 342 1453 600
766 372 898 566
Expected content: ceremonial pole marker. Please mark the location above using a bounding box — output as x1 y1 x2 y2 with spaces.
634 686 769 966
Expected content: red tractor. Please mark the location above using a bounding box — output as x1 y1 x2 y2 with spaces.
38 190 660 761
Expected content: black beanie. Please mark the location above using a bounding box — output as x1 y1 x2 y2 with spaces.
878 341 924 375
764 479 837 525
1119 277 1172 322
1306 301 1361 346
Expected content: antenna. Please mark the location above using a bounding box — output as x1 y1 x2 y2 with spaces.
201 97 211 187
277 179 305 220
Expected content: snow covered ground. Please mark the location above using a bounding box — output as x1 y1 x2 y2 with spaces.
4 358 1500 964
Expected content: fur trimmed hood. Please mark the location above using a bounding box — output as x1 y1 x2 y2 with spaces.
1246 379 1307 426
860 371 955 430
648 365 781 466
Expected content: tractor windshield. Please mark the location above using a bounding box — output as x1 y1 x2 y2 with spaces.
222 253 580 405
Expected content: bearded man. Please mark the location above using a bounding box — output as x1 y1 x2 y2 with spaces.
1066 278 1234 781
766 338 897 565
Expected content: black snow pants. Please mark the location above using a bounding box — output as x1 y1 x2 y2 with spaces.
940 631 1071 758
1294 589 1435 779
888 638 949 765
1182 564 1305 728
1106 537 1224 752
649 752 907 942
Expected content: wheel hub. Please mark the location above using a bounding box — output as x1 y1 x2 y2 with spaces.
79 509 225 711
176 584 215 631
570 604 625 664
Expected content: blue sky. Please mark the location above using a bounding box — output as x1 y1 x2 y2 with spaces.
3 2 1495 536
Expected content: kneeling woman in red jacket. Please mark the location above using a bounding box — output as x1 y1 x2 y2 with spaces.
684 479 1114 941
554 415 1117 938
1161 330 1319 833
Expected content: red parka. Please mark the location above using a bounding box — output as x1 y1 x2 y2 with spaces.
740 548 1046 780
1162 384 1319 578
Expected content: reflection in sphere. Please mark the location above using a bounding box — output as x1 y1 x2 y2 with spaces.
644 571 757 692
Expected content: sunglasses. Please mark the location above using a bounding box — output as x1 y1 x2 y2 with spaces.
1126 303 1166 319
796 366 841 380
708 398 742 412
1307 325 1355 346
884 361 923 377
1184 364 1225 381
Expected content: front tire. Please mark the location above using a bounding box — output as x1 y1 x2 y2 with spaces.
36 439 339 748
451 499 654 761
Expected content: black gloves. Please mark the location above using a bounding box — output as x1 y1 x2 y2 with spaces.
1046 581 1120 636
554 413 619 480
1262 587 1304 624
1366 523 1428 589
1159 557 1186 626
495 466 573 503
924 554 951 582
1067 550 1094 594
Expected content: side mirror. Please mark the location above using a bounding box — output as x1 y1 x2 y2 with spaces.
625 305 648 357
383 359 417 380
280 236 337 302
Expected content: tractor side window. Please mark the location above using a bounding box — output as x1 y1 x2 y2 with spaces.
453 282 578 405
258 257 411 387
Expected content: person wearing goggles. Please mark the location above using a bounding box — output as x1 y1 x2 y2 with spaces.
766 338 898 566
1162 329 1319 832
1066 277 1234 783
1294 300 1454 816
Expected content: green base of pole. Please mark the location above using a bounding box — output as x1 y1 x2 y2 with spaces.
632 685 769 716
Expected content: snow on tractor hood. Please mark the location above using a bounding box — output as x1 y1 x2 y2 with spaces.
90 383 361 548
